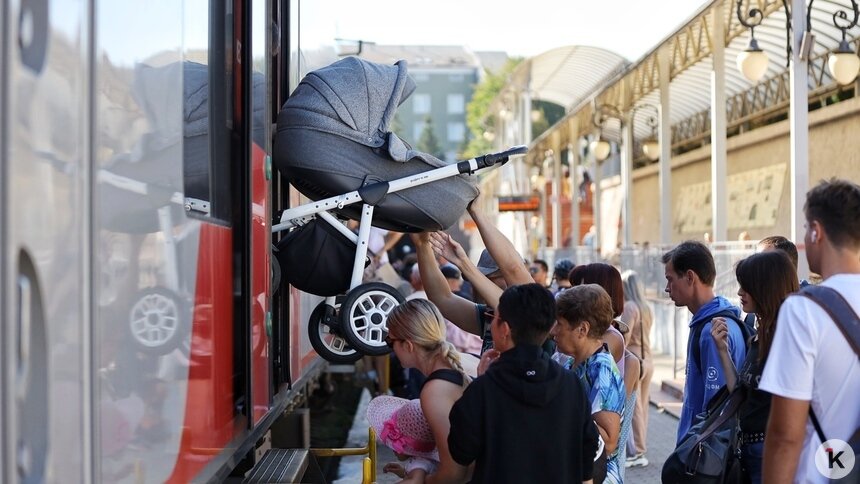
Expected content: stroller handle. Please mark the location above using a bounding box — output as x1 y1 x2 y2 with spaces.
475 145 528 169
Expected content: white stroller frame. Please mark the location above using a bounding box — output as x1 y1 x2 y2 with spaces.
272 145 527 362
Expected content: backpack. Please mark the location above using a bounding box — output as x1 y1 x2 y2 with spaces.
689 309 754 377
798 285 860 484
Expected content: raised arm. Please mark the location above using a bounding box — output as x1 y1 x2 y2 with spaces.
414 233 481 336
429 232 503 308
467 203 532 286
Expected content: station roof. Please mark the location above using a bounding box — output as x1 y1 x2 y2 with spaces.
527 0 860 161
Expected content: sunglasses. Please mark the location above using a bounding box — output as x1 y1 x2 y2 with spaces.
385 334 402 348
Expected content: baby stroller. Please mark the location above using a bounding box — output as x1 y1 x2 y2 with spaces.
272 57 525 363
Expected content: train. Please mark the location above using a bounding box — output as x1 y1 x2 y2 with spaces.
1 0 345 481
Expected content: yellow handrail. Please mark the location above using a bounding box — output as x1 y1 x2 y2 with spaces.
311 427 377 483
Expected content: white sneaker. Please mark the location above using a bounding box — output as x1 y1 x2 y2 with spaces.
625 454 649 468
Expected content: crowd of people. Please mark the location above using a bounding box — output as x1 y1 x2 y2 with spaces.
361 178 859 484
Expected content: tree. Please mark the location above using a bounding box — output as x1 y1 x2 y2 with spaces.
462 58 522 159
416 116 446 160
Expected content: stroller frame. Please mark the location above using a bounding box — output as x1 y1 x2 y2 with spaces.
273 145 527 361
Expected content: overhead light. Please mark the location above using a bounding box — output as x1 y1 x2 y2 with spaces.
735 2 771 83
827 0 860 88
590 139 611 162
829 43 860 85
642 138 660 161
531 109 542 122
737 38 769 83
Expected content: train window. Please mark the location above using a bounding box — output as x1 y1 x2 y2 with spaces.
182 0 233 222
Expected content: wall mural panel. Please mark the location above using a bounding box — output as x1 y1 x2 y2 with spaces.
674 163 788 234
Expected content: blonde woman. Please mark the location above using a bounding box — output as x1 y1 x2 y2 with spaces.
621 270 654 468
384 299 470 483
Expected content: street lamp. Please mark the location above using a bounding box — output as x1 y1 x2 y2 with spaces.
827 2 860 85
736 1 770 83
589 139 612 162
736 0 860 86
633 104 661 162
590 104 621 162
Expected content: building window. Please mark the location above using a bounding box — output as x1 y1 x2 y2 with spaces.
449 73 464 82
413 72 430 82
413 123 424 143
447 122 465 142
447 94 464 114
413 94 431 114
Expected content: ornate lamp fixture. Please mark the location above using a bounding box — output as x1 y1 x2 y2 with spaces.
634 104 661 161
736 1 774 83
589 104 621 162
736 0 859 85
826 0 860 84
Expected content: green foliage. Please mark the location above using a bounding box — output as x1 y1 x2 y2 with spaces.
462 58 522 158
416 116 446 160
531 100 566 140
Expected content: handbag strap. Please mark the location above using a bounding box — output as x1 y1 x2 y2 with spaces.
797 284 860 445
690 388 746 450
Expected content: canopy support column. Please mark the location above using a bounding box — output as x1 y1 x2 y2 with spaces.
570 126 581 249
552 150 562 249
711 0 728 242
658 45 673 245
621 113 634 247
790 0 810 278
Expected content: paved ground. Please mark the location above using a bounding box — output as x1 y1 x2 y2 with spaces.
625 406 679 483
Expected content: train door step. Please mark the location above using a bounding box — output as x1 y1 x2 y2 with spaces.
244 448 321 483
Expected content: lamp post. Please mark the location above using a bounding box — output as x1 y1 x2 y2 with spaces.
736 0 860 85
826 0 860 84
736 1 771 82
589 104 621 162
632 104 661 162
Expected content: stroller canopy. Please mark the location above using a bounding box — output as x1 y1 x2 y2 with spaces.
274 57 478 232
279 57 450 168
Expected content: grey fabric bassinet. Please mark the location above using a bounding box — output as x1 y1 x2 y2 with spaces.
273 57 478 232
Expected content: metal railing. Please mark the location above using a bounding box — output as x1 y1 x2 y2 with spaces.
621 241 757 379
541 242 757 379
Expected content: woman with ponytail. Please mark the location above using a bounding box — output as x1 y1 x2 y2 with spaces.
382 298 470 483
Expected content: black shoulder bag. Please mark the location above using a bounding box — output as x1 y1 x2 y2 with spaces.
662 387 745 483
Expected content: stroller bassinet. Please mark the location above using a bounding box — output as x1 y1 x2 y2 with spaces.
273 57 478 232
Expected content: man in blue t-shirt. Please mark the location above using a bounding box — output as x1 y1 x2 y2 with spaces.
662 241 747 443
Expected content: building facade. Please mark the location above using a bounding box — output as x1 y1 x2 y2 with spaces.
359 45 485 161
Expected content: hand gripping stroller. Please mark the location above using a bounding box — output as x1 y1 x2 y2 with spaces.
271 57 526 362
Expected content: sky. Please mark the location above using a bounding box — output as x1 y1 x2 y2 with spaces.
327 0 710 61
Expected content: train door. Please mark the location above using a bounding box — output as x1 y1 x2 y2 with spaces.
2 1 92 483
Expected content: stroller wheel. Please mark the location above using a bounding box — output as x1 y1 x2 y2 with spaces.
308 302 362 364
340 282 405 356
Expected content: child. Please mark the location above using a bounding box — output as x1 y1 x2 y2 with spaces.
367 396 439 480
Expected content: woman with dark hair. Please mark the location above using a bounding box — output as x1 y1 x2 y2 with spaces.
576 263 641 478
710 251 798 484
575 263 628 380
554 284 625 483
